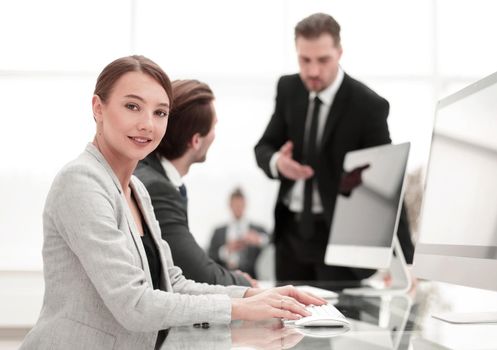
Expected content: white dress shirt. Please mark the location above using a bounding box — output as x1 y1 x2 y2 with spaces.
219 218 250 268
269 67 345 213
160 157 184 192
218 218 269 268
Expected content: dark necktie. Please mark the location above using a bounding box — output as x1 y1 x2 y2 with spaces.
299 96 322 239
178 184 187 199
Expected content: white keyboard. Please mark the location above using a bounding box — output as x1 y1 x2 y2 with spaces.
287 304 350 327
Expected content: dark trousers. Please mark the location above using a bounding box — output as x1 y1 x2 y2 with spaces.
274 205 375 282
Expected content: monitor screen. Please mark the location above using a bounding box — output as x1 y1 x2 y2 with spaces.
413 71 497 292
325 143 410 269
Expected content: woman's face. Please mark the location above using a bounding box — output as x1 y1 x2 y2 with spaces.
93 71 170 164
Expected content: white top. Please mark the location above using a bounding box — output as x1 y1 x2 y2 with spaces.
219 218 269 267
226 218 250 241
160 157 184 190
270 67 345 213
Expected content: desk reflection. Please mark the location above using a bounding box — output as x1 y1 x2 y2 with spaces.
161 294 413 350
159 324 231 349
160 319 305 350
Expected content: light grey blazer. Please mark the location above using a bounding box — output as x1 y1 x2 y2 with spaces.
20 143 247 350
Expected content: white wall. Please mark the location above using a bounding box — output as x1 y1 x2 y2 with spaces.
1 0 497 270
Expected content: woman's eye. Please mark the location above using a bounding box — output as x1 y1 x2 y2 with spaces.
156 110 169 118
125 103 139 111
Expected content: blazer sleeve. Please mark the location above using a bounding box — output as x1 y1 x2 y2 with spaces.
145 179 251 286
254 77 289 178
48 166 236 332
360 94 391 147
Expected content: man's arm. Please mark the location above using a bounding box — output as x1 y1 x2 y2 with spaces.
254 77 312 181
254 77 289 178
360 95 391 147
146 179 251 287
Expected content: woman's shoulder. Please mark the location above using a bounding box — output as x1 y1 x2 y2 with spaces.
48 145 118 201
56 151 107 185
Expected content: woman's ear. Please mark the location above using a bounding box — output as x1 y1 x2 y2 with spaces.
92 95 104 122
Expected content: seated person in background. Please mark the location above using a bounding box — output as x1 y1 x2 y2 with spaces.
208 188 269 278
135 79 255 287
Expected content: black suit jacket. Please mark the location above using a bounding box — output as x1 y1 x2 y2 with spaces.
254 73 414 263
208 223 268 278
134 154 251 286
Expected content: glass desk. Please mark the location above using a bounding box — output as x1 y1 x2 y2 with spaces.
160 281 497 350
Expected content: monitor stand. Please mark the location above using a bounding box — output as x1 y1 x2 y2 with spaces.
343 236 412 296
432 312 497 324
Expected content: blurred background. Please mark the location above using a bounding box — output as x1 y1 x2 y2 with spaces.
1 0 497 272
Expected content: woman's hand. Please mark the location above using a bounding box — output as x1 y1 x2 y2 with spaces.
231 319 304 349
271 285 327 306
232 285 327 321
244 285 327 304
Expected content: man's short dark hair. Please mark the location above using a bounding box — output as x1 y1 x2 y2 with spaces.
295 12 341 47
155 79 214 160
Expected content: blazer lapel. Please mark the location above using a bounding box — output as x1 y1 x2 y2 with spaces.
121 187 154 288
221 227 228 243
142 154 188 212
130 177 173 291
86 143 154 287
141 153 166 177
321 74 351 147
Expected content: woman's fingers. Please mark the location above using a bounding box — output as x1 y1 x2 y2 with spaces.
273 307 302 320
281 297 311 317
294 289 327 305
275 285 327 305
270 296 311 319
298 290 327 304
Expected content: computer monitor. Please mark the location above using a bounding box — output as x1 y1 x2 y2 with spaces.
324 143 411 295
413 71 497 324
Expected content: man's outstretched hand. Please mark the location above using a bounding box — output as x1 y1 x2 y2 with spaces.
276 141 314 180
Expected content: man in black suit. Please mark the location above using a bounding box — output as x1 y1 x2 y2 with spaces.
254 13 414 282
208 188 269 278
135 79 254 287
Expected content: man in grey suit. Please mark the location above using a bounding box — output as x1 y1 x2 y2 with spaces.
135 79 255 287
208 188 269 278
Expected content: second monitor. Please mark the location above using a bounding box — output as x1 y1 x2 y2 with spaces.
324 142 411 295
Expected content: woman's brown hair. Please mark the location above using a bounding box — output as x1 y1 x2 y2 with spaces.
94 55 173 105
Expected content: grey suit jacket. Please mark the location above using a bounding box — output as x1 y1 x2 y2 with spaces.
135 154 251 286
20 144 247 350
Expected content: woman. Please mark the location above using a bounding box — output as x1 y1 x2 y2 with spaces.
20 55 324 350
